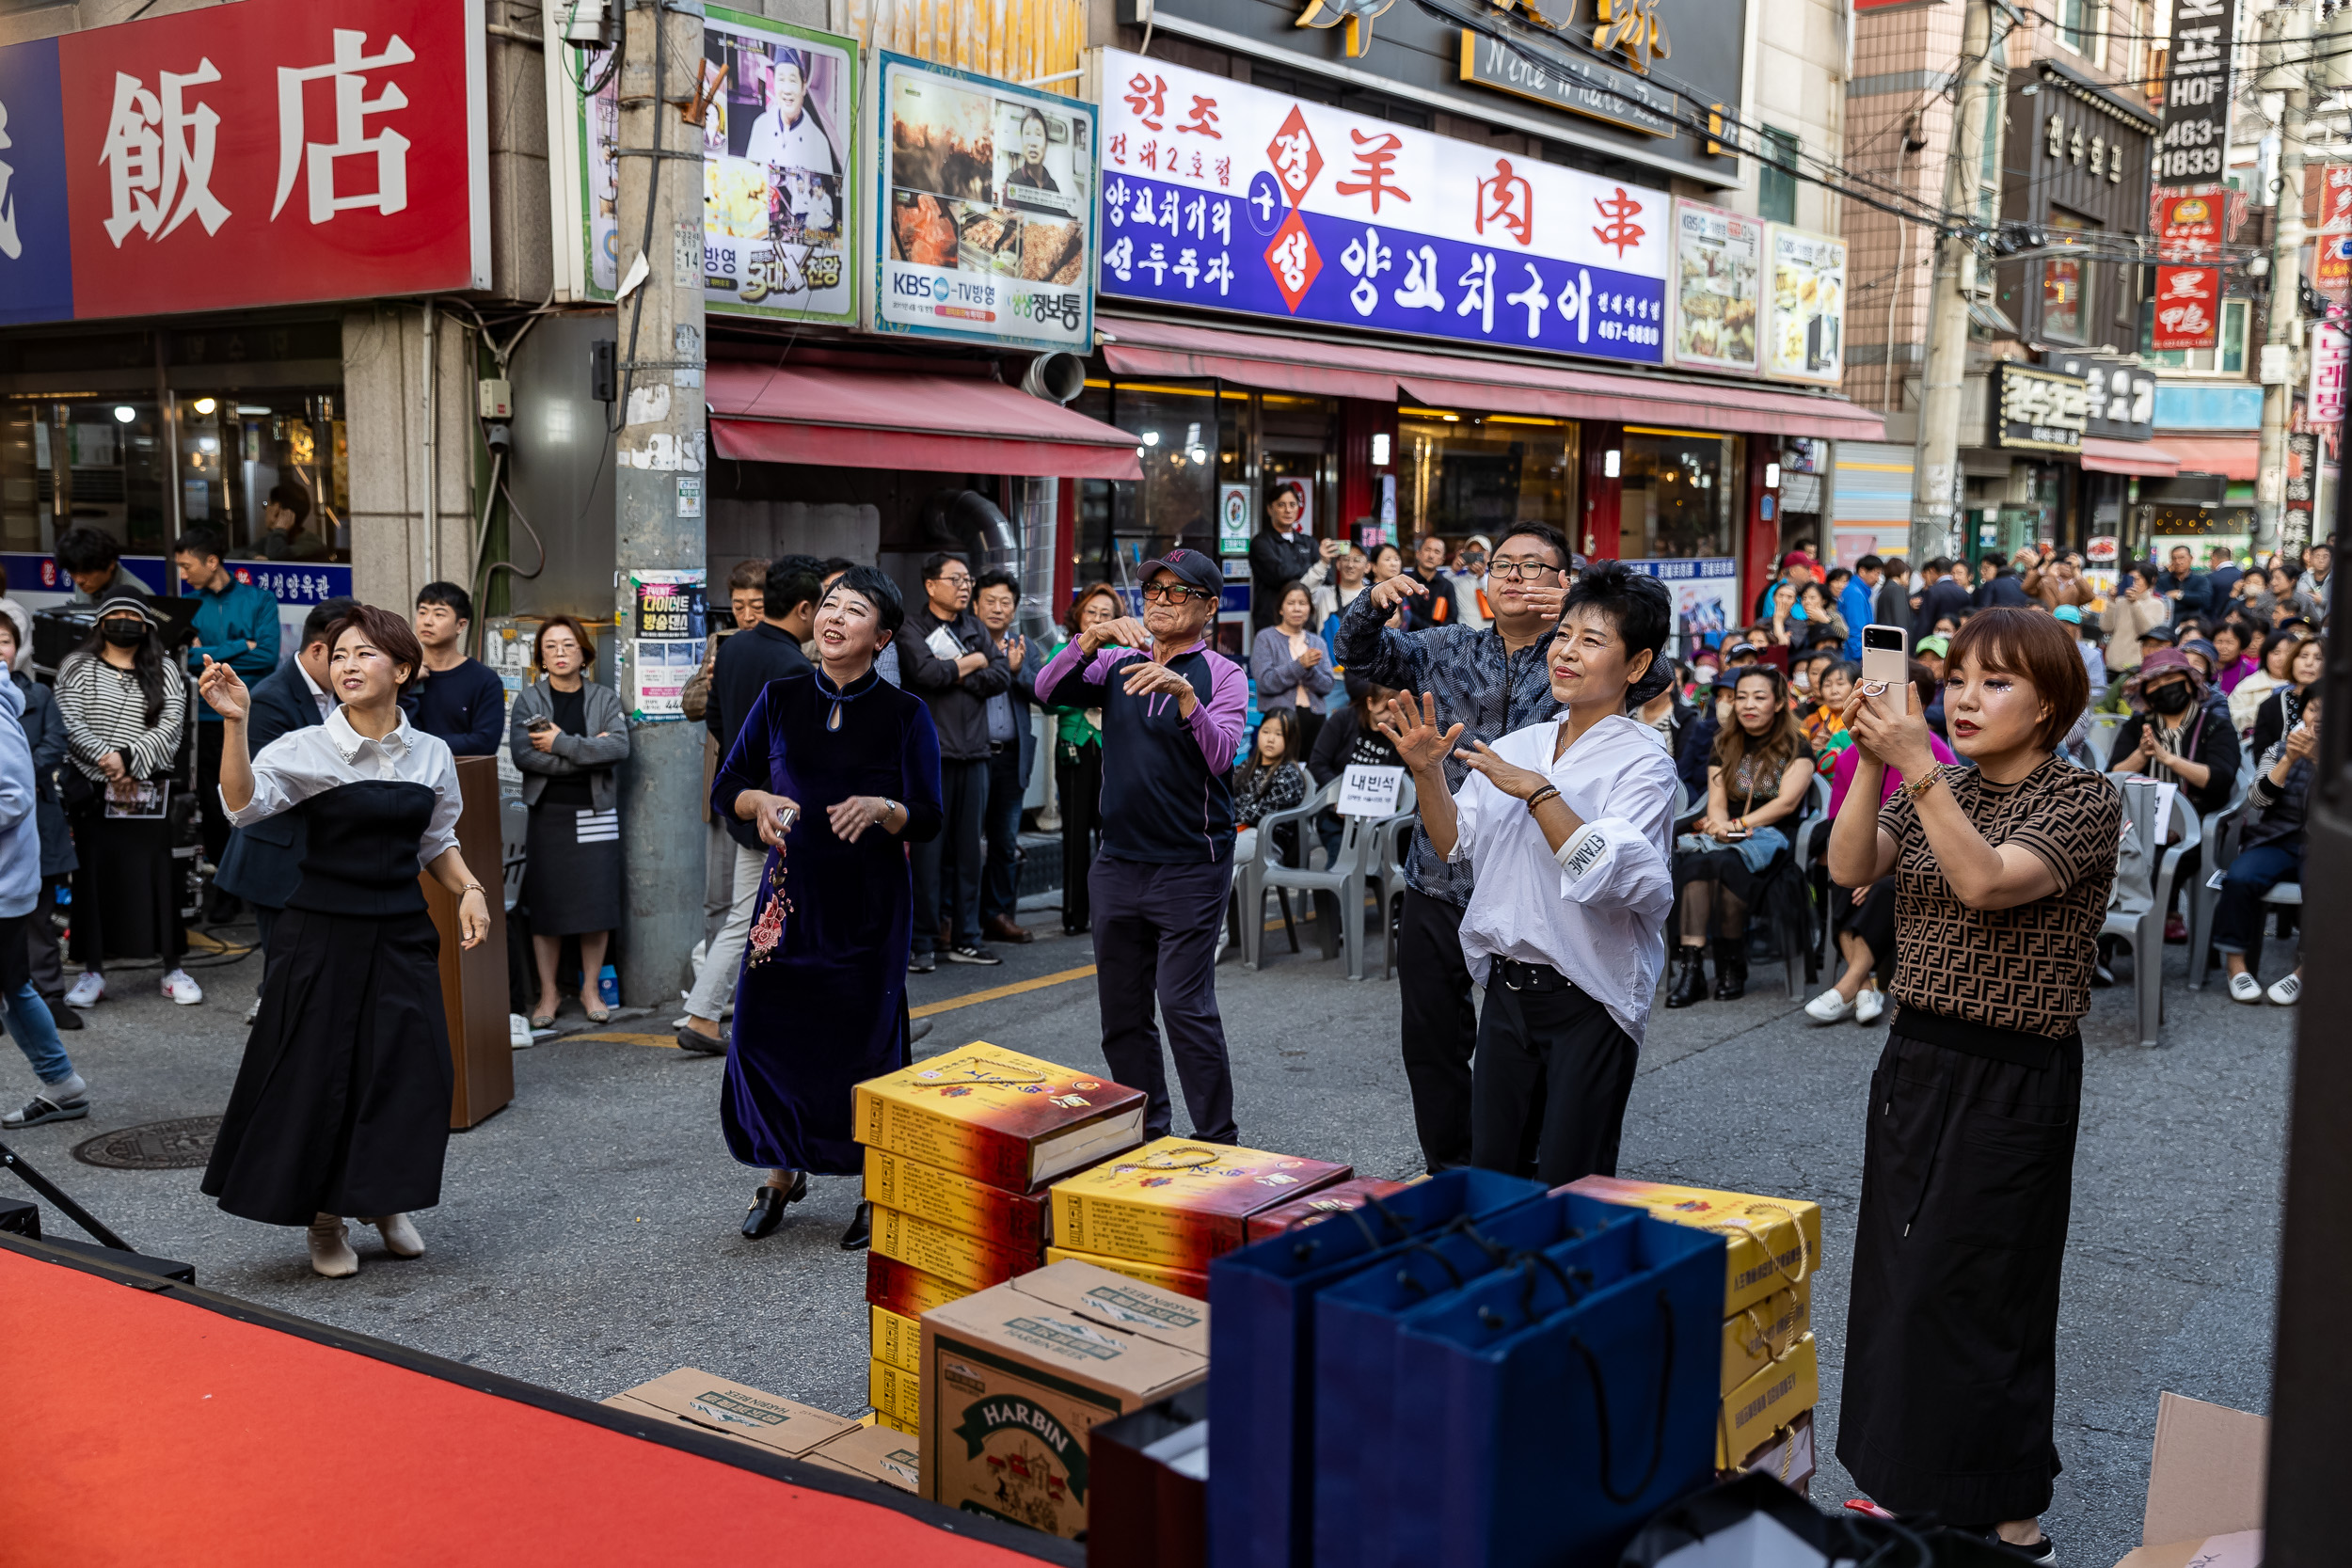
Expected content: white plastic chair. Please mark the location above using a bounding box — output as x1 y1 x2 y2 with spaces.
2191 789 2305 991
1237 776 1338 965
2101 776 2198 1048
1246 775 1415 981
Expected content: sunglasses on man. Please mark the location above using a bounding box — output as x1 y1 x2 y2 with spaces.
1139 583 1216 604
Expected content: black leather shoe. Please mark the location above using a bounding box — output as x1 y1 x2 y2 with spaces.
1664 946 1708 1008
45 998 81 1031
839 1200 873 1251
741 1171 808 1239
1711 938 1747 1001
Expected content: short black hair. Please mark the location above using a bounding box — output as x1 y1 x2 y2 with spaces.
1922 555 1954 575
764 553 825 621
825 564 905 638
1557 560 1673 709
1856 554 1884 572
1825 566 1851 587
173 527 226 563
1492 521 1570 570
55 526 121 577
973 568 1021 602
302 595 361 649
818 557 857 578
921 551 969 581
417 580 475 624
268 481 312 527
1981 550 2008 569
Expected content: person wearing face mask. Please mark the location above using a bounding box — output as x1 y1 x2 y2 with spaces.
54 592 199 1009
2110 649 2239 819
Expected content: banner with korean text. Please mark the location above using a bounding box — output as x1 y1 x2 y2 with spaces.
1091 47 1670 367
2152 265 2222 350
0 0 487 325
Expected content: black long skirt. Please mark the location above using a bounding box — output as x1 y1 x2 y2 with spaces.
1836 1029 2082 1525
201 907 453 1227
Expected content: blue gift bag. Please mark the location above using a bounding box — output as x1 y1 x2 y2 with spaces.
1206 1169 1548 1568
1390 1212 1725 1568
1311 1192 1644 1568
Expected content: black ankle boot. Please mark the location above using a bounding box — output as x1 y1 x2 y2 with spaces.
1711 938 1748 1000
1664 946 1708 1007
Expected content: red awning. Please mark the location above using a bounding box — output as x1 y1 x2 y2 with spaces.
2151 434 2260 482
2079 436 2181 477
707 361 1142 480
1098 315 1887 441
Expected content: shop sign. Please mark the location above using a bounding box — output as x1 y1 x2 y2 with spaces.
2154 0 2235 190
1095 49 1669 367
1669 198 1760 374
2042 351 2153 440
2309 324 2350 426
2153 189 2226 260
571 8 859 325
866 52 1096 354
1217 483 1252 556
2318 236 2352 305
626 568 707 723
1992 361 2088 451
2151 265 2220 349
1624 556 1737 649
1454 29 1676 140
1761 224 1844 386
0 0 488 326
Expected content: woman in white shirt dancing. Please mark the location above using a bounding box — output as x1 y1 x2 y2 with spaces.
196 605 493 1278
1379 562 1678 1183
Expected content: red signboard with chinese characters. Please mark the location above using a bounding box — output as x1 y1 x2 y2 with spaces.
1 0 485 325
2153 191 2226 260
2152 265 2221 350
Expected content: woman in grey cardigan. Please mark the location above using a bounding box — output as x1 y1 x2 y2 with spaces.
510 615 630 1025
1250 578 1335 757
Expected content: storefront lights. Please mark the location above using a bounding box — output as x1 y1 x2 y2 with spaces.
1603 450 1621 478
193 397 217 416
1370 433 1391 467
1141 431 1160 446
112 405 135 423
1765 462 1781 487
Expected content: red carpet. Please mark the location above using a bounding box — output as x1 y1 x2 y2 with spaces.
0 1239 1063 1566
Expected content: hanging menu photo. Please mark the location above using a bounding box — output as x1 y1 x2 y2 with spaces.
1670 199 1761 373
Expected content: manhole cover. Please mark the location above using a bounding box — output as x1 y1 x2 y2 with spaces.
71 1116 222 1170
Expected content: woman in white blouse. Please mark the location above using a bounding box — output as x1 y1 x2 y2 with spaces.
196 605 492 1280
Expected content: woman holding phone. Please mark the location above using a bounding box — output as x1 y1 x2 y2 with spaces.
712 567 943 1247
1827 607 2117 1561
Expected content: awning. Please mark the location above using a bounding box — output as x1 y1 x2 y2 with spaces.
2150 434 2260 482
2079 437 2181 477
1098 315 1886 442
707 361 1142 480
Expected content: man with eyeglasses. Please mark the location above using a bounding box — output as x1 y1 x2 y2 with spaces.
901 552 1012 970
1035 549 1248 1143
1337 523 1575 1174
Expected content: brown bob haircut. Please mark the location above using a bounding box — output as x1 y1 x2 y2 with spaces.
325 604 427 693
1063 581 1124 640
1945 606 2087 752
532 613 596 673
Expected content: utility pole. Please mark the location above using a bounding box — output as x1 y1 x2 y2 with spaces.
612 0 707 1013
1911 0 2002 568
2257 3 2313 554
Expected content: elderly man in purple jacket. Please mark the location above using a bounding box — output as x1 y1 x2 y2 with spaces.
1034 549 1247 1143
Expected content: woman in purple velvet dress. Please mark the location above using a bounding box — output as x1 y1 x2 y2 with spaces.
711 566 942 1248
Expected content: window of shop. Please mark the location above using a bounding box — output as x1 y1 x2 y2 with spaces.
1395 410 1579 549
2040 212 2093 343
1620 428 1742 559
1759 129 1799 226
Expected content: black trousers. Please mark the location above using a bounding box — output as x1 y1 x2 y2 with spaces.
910 756 989 953
196 723 232 868
1057 745 1103 934
1089 853 1238 1144
1398 888 1478 1174
1469 963 1639 1187
980 742 1025 924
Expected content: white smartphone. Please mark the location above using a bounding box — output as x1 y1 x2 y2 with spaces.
1860 624 1910 713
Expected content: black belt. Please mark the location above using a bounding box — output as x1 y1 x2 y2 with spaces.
990 740 1016 753
1493 958 1579 994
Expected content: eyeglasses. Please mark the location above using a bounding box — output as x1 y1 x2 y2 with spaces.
1139 583 1213 603
933 574 973 588
1486 559 1560 581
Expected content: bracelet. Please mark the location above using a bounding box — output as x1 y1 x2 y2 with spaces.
1902 768 1945 806
1526 784 1561 813
458 880 485 895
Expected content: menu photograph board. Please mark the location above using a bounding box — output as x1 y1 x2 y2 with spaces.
1763 225 1845 385
580 8 858 323
1670 199 1761 373
867 52 1095 351
1094 47 1670 368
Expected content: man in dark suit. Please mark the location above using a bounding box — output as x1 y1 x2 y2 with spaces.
215 597 355 1022
1912 557 1973 635
1248 482 1333 632
1970 550 2031 608
2156 544 2214 623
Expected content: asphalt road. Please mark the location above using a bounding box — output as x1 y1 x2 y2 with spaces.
5 912 2289 1565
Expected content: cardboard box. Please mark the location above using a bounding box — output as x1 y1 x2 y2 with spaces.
1049 1138 1352 1270
1563 1176 1822 1316
1721 1281 1811 1396
1243 1176 1411 1242
875 1411 917 1437
854 1046 1147 1191
1727 1408 1815 1495
600 1390 757 1447
869 1358 923 1429
2113 1392 2268 1568
801 1420 922 1493
866 1145 1052 1251
1044 1245 1209 1301
866 1252 971 1320
1715 1333 1818 1468
919 1259 1210 1540
606 1369 856 1460
872 1203 1041 1292
872 1304 922 1374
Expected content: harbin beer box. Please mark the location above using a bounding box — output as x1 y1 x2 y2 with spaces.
801 1419 922 1494
1049 1138 1353 1279
919 1258 1209 1541
600 1369 856 1461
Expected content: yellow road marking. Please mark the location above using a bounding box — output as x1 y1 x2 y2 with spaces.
562 1032 680 1048
912 964 1097 1019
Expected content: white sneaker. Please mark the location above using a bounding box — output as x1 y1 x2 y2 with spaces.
162 969 204 1006
307 1214 358 1278
2228 972 2265 1005
1855 988 1886 1025
2268 973 2303 1006
1804 989 1854 1024
64 972 103 1009
370 1212 425 1259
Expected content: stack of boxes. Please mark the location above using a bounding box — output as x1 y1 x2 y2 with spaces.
1046 1137 1356 1299
851 1044 1147 1435
600 1368 919 1492
1565 1176 1824 1487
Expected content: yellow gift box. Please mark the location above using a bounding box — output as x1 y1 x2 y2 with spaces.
1716 1333 1818 1468
1562 1176 1820 1315
865 1145 1052 1252
1049 1137 1350 1270
874 1410 918 1437
872 1305 921 1375
1721 1281 1811 1397
871 1203 1041 1292
1044 1245 1208 1301
868 1358 923 1429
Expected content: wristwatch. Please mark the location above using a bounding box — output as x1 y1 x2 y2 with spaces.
876 797 900 825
